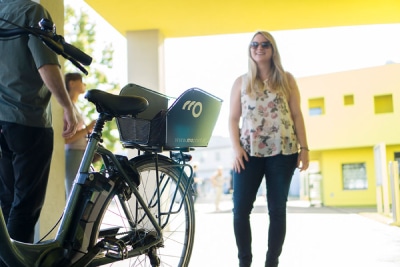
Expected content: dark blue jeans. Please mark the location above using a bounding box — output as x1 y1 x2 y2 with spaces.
233 153 298 267
0 122 53 243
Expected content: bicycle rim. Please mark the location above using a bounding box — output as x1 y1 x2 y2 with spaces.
91 155 195 267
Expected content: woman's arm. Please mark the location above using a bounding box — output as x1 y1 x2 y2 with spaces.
287 72 309 171
64 120 96 144
228 76 248 173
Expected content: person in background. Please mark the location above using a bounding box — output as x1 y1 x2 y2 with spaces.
210 166 224 211
192 164 200 202
229 168 234 194
0 0 78 246
228 31 309 267
64 73 95 197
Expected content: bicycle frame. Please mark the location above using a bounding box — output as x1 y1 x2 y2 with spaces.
0 113 196 266
0 111 186 266
0 19 205 267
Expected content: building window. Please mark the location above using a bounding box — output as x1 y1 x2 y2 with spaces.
344 94 354 106
342 163 368 190
374 94 393 114
308 97 325 116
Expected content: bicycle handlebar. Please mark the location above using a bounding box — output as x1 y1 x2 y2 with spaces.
0 18 92 75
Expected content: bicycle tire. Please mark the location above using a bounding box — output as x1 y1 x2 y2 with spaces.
89 154 195 267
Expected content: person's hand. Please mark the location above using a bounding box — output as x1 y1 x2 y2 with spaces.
297 150 309 171
233 146 249 173
86 120 96 133
62 107 78 139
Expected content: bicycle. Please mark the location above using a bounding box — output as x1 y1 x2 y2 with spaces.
0 18 222 267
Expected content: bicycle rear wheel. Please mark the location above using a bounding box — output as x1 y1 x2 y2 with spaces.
91 154 195 267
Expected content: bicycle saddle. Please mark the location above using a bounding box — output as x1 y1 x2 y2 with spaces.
85 89 149 117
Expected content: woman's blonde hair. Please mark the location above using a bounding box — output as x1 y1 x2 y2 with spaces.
246 31 291 99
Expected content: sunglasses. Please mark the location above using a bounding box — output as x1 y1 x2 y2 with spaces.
250 41 272 49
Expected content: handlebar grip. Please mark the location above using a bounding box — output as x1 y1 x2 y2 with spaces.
63 42 92 66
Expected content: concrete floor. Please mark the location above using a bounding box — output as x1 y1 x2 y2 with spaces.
190 195 400 267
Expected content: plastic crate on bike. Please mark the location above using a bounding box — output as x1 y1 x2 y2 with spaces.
116 83 222 150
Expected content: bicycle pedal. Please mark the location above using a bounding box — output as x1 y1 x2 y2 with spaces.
101 238 128 260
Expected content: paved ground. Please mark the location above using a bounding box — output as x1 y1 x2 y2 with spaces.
189 194 400 267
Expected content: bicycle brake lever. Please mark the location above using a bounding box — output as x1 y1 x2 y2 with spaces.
28 26 90 74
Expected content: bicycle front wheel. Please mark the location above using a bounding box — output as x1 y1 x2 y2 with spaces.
92 154 195 267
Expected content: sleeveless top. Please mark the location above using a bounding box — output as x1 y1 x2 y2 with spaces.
240 75 298 157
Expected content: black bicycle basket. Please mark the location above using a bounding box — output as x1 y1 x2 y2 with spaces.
116 83 222 150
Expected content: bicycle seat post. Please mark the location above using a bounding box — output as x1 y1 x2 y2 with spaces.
78 113 109 173
91 112 112 138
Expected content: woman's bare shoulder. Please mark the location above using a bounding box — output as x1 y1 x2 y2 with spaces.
232 74 246 89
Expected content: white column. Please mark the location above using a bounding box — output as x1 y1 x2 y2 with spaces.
126 30 165 93
37 0 66 240
125 30 167 169
388 161 400 225
374 143 391 215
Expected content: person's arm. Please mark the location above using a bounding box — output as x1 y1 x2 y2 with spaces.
64 128 88 144
38 64 77 138
228 76 248 173
65 120 95 144
287 72 309 171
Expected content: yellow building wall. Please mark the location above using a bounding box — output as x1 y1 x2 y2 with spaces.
298 64 400 206
320 148 376 206
298 64 400 150
319 145 400 207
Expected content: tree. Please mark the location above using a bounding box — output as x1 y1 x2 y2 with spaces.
64 4 123 152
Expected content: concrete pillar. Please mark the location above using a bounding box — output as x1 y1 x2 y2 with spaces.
125 30 166 162
126 30 165 93
37 0 66 240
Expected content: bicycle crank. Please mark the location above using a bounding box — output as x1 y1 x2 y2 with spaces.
147 246 160 267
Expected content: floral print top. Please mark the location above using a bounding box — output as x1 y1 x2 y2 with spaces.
240 76 298 157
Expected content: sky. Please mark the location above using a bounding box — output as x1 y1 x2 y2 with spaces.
69 0 400 137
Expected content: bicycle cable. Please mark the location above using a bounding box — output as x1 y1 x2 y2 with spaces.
36 212 64 243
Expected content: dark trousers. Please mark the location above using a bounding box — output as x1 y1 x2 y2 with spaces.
232 153 297 267
0 122 53 243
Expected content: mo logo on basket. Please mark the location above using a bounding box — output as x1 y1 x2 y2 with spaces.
182 101 202 118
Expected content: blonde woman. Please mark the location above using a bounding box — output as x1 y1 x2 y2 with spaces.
229 31 309 267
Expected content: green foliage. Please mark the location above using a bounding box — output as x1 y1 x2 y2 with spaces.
64 4 123 153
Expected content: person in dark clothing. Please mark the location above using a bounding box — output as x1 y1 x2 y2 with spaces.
0 0 78 245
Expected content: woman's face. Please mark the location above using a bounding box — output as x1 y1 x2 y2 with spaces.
70 79 86 95
250 34 273 64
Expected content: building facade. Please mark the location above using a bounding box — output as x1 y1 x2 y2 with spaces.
192 64 400 207
299 63 400 206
